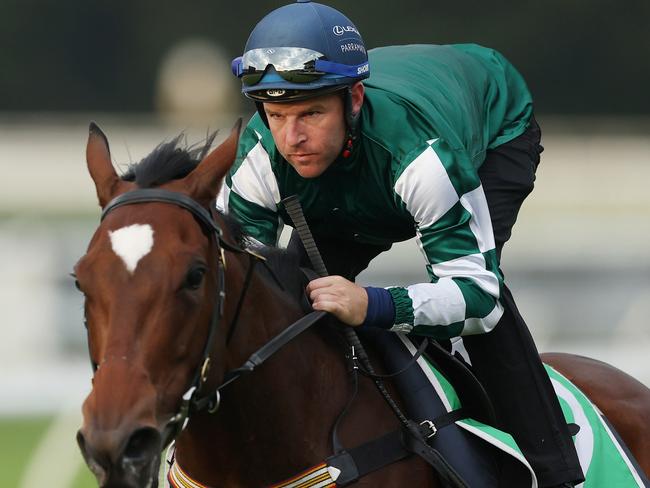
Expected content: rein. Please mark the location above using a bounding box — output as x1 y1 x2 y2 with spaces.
98 188 467 487
100 188 292 449
99 188 330 450
281 196 468 488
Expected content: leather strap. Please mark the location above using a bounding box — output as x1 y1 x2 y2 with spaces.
326 410 468 487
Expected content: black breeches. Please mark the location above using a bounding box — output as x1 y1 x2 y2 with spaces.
478 117 542 260
466 117 583 486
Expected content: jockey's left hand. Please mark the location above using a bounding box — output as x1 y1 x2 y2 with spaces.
306 276 367 326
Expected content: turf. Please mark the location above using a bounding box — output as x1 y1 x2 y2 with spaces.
0 416 51 487
0 416 95 487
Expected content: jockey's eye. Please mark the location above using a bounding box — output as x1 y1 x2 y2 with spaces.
185 267 206 290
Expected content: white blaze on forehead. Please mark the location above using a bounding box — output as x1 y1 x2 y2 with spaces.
109 224 154 274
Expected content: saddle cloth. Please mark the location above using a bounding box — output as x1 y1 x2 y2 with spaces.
390 332 648 488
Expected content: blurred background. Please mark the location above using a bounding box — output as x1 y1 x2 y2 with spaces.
1 0 648 485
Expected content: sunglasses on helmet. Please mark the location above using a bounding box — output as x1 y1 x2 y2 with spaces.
232 47 369 86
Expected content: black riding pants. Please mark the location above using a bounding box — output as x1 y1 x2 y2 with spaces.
468 118 584 487
288 117 584 487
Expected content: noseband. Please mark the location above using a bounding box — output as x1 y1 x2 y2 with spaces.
100 188 253 448
96 189 468 487
98 188 329 452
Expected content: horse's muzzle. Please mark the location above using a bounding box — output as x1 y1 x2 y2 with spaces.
77 425 162 488
77 354 166 486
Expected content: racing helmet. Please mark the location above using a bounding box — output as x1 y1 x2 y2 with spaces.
232 0 369 103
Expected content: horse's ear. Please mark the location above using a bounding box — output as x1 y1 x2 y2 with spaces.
185 118 243 204
86 122 128 207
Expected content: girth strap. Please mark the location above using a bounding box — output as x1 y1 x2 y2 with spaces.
326 411 468 487
168 408 466 488
326 430 407 485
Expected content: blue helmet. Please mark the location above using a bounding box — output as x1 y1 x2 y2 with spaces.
232 0 369 102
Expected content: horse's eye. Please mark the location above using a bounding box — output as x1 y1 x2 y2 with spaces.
185 267 206 290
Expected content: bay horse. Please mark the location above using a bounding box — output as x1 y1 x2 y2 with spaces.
75 121 650 487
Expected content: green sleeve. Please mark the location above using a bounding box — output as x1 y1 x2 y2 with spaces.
389 139 504 339
225 117 282 246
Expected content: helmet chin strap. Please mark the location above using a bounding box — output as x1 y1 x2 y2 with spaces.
255 101 269 127
342 85 360 158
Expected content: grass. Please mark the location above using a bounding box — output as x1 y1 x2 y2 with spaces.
0 416 50 488
0 415 95 488
72 465 97 488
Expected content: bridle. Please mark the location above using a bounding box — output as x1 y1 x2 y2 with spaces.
95 188 469 487
100 188 260 449
96 187 327 451
95 187 428 451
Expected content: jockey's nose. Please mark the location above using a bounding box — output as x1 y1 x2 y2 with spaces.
285 118 307 147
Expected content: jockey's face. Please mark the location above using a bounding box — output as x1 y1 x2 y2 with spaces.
263 82 364 178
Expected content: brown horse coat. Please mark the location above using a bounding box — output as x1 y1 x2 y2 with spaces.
76 122 650 487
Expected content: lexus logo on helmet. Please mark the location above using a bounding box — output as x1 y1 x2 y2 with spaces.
332 25 360 36
266 89 286 97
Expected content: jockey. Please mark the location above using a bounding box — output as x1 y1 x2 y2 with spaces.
224 1 583 486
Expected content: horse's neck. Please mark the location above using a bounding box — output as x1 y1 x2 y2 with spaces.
176 261 350 484
175 257 437 486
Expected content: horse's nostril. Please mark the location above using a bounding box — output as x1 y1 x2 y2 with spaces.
123 427 161 461
77 429 109 485
77 430 93 463
77 430 86 451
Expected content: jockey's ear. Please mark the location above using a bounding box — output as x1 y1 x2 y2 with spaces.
184 118 242 205
86 122 129 207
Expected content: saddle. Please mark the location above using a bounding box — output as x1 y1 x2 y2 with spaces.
358 329 506 487
420 338 497 425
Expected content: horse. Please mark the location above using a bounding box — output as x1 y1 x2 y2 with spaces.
75 120 650 487
541 352 650 471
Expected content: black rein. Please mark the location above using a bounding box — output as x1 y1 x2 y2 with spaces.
99 188 328 450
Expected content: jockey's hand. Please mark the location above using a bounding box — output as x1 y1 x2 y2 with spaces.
306 276 367 326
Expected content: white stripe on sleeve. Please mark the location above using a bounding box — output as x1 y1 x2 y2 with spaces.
394 146 459 228
462 302 503 335
459 185 496 253
230 141 280 211
407 279 467 326
216 181 229 213
430 253 500 298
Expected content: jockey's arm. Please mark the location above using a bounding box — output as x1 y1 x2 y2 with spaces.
225 130 503 339
222 123 284 247
323 140 504 338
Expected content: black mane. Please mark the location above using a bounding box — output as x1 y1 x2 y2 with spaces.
221 216 308 308
122 134 307 307
257 244 306 298
121 132 217 187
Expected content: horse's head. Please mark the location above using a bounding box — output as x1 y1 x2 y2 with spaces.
75 121 241 488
